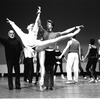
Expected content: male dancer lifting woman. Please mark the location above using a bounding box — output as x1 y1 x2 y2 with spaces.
6 6 83 53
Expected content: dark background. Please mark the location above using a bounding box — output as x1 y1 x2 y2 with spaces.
0 0 100 64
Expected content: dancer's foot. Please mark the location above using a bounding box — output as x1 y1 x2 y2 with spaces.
61 74 66 79
40 86 46 91
89 78 95 83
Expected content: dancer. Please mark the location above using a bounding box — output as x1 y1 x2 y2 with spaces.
54 45 67 80
37 18 83 91
23 47 34 83
83 39 98 83
0 30 22 90
39 20 83 91
35 22 46 89
59 35 81 84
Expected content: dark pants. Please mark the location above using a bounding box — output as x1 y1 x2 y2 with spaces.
54 63 63 75
7 60 20 89
44 50 55 88
86 58 98 79
24 58 34 82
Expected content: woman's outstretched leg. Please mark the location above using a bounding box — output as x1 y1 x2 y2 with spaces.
36 28 81 51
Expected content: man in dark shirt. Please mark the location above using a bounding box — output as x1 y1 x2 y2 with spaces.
0 30 22 90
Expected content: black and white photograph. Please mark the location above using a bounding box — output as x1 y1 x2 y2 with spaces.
0 0 100 98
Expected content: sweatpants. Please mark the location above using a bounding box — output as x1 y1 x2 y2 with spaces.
66 52 79 82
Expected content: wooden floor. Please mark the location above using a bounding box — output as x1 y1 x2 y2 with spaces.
0 76 100 98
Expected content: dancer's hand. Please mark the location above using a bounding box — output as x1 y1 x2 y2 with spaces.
37 6 41 14
81 57 85 62
76 25 84 29
6 18 14 24
80 58 83 62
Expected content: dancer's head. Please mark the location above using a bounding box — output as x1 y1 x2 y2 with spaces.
27 23 34 32
90 38 95 45
47 20 54 31
98 39 100 44
8 30 15 39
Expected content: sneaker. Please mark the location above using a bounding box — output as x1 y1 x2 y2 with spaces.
27 79 29 82
84 77 87 80
61 75 66 79
97 77 99 80
89 78 95 83
94 80 98 83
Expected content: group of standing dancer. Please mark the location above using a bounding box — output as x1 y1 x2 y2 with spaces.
0 6 85 91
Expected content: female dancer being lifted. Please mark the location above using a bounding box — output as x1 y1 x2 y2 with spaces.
7 6 83 52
